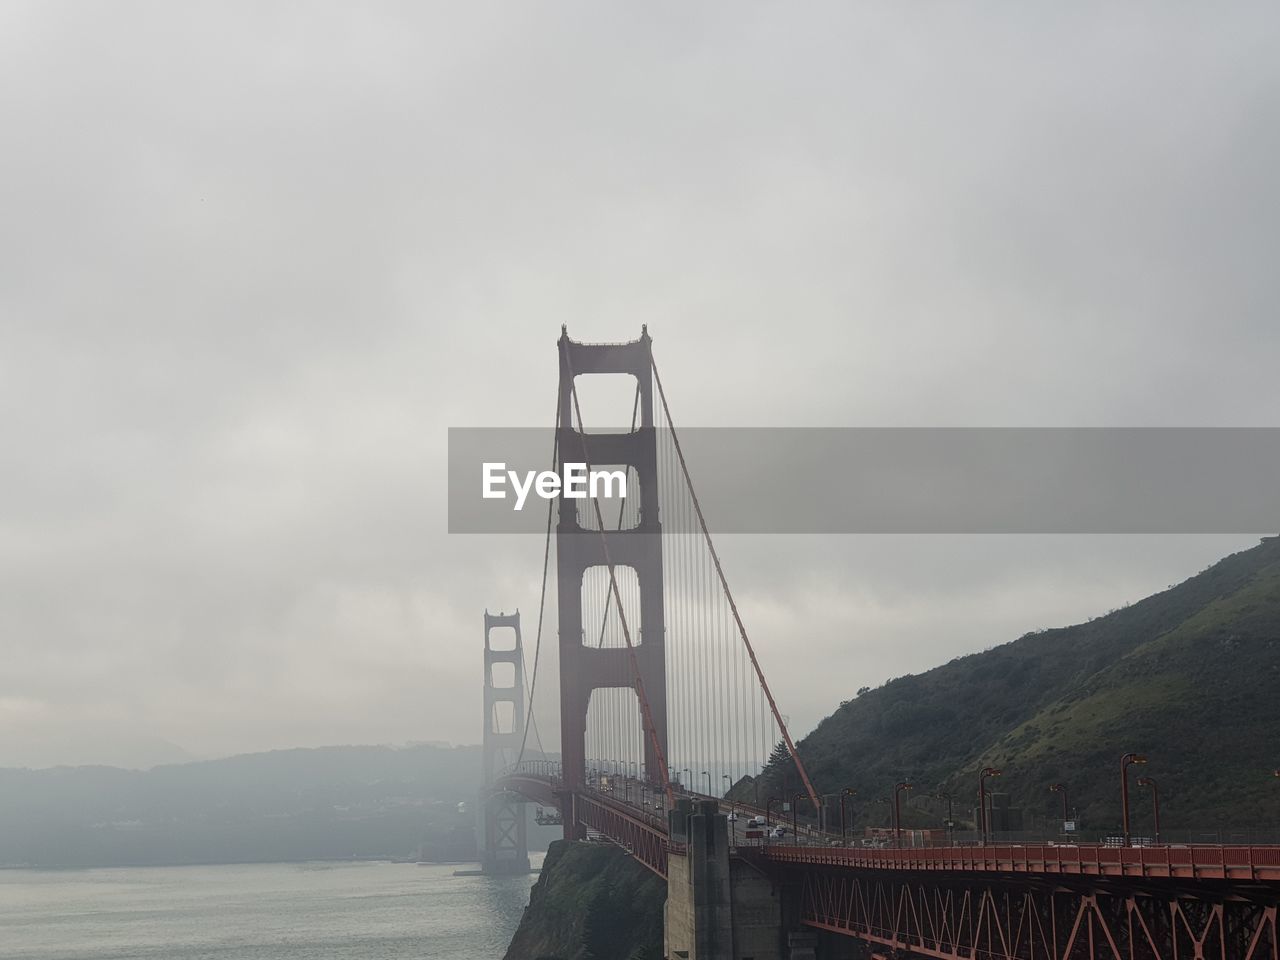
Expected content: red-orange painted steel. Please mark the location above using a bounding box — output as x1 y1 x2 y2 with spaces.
494 778 1280 959
572 791 669 879
497 775 669 879
792 868 1279 960
762 842 1280 883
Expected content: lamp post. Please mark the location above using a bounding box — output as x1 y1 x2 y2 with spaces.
1137 776 1161 844
1050 783 1069 830
703 771 712 797
819 794 839 835
682 768 691 793
935 792 955 844
840 788 857 844
1120 753 1148 844
893 782 914 846
978 768 1002 844
874 797 890 841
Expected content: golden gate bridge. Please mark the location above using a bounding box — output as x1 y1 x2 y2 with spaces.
476 327 1280 960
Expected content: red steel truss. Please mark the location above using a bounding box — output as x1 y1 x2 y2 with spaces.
499 775 670 879
790 867 1278 960
569 790 669 879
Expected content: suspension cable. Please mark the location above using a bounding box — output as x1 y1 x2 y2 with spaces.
650 356 820 811
515 396 559 770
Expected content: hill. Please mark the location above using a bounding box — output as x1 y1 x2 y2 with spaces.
748 536 1280 839
0 743 541 867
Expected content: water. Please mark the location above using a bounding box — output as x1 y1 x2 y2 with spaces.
0 857 542 960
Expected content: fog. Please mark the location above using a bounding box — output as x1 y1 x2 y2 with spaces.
2 2 1277 767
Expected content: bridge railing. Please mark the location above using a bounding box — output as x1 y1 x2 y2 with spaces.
500 759 564 781
763 839 1280 882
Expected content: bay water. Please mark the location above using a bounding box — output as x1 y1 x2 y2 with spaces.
0 857 542 960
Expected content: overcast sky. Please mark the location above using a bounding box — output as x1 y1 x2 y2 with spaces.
2 2 1277 768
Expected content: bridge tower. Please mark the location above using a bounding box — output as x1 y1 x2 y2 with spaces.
557 327 668 837
480 610 530 875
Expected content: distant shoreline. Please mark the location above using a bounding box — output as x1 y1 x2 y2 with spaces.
0 852 548 872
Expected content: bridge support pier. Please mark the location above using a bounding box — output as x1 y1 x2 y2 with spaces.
664 799 789 960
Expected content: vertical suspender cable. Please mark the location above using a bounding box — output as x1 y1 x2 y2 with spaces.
651 357 821 812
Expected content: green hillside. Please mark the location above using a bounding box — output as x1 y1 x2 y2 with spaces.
746 537 1280 839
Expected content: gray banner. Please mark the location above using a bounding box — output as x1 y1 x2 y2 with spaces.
448 427 1280 534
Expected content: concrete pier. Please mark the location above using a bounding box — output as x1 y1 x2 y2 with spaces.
663 798 789 960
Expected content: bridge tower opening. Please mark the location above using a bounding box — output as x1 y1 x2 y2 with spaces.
557 327 668 837
480 610 531 875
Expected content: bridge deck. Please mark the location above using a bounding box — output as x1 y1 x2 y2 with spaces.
497 774 1280 884
763 840 1280 882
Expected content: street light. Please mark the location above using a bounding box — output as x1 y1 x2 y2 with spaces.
840 788 857 844
1049 783 1069 828
935 791 955 844
978 768 1003 845
703 771 712 796
1120 753 1148 844
766 797 781 830
818 793 839 835
1137 776 1161 844
682 768 691 792
722 774 732 810
893 782 914 846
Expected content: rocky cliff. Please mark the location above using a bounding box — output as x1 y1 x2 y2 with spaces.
503 839 665 960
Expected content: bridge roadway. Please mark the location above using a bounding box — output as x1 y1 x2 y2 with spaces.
496 771 1280 883
496 772 1280 959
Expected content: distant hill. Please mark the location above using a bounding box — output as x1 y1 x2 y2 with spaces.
0 743 555 868
747 537 1280 838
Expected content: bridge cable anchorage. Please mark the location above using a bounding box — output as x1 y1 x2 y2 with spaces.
515 392 560 770
651 356 821 812
563 347 676 806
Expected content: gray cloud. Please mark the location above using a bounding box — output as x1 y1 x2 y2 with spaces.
1 1 1276 766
